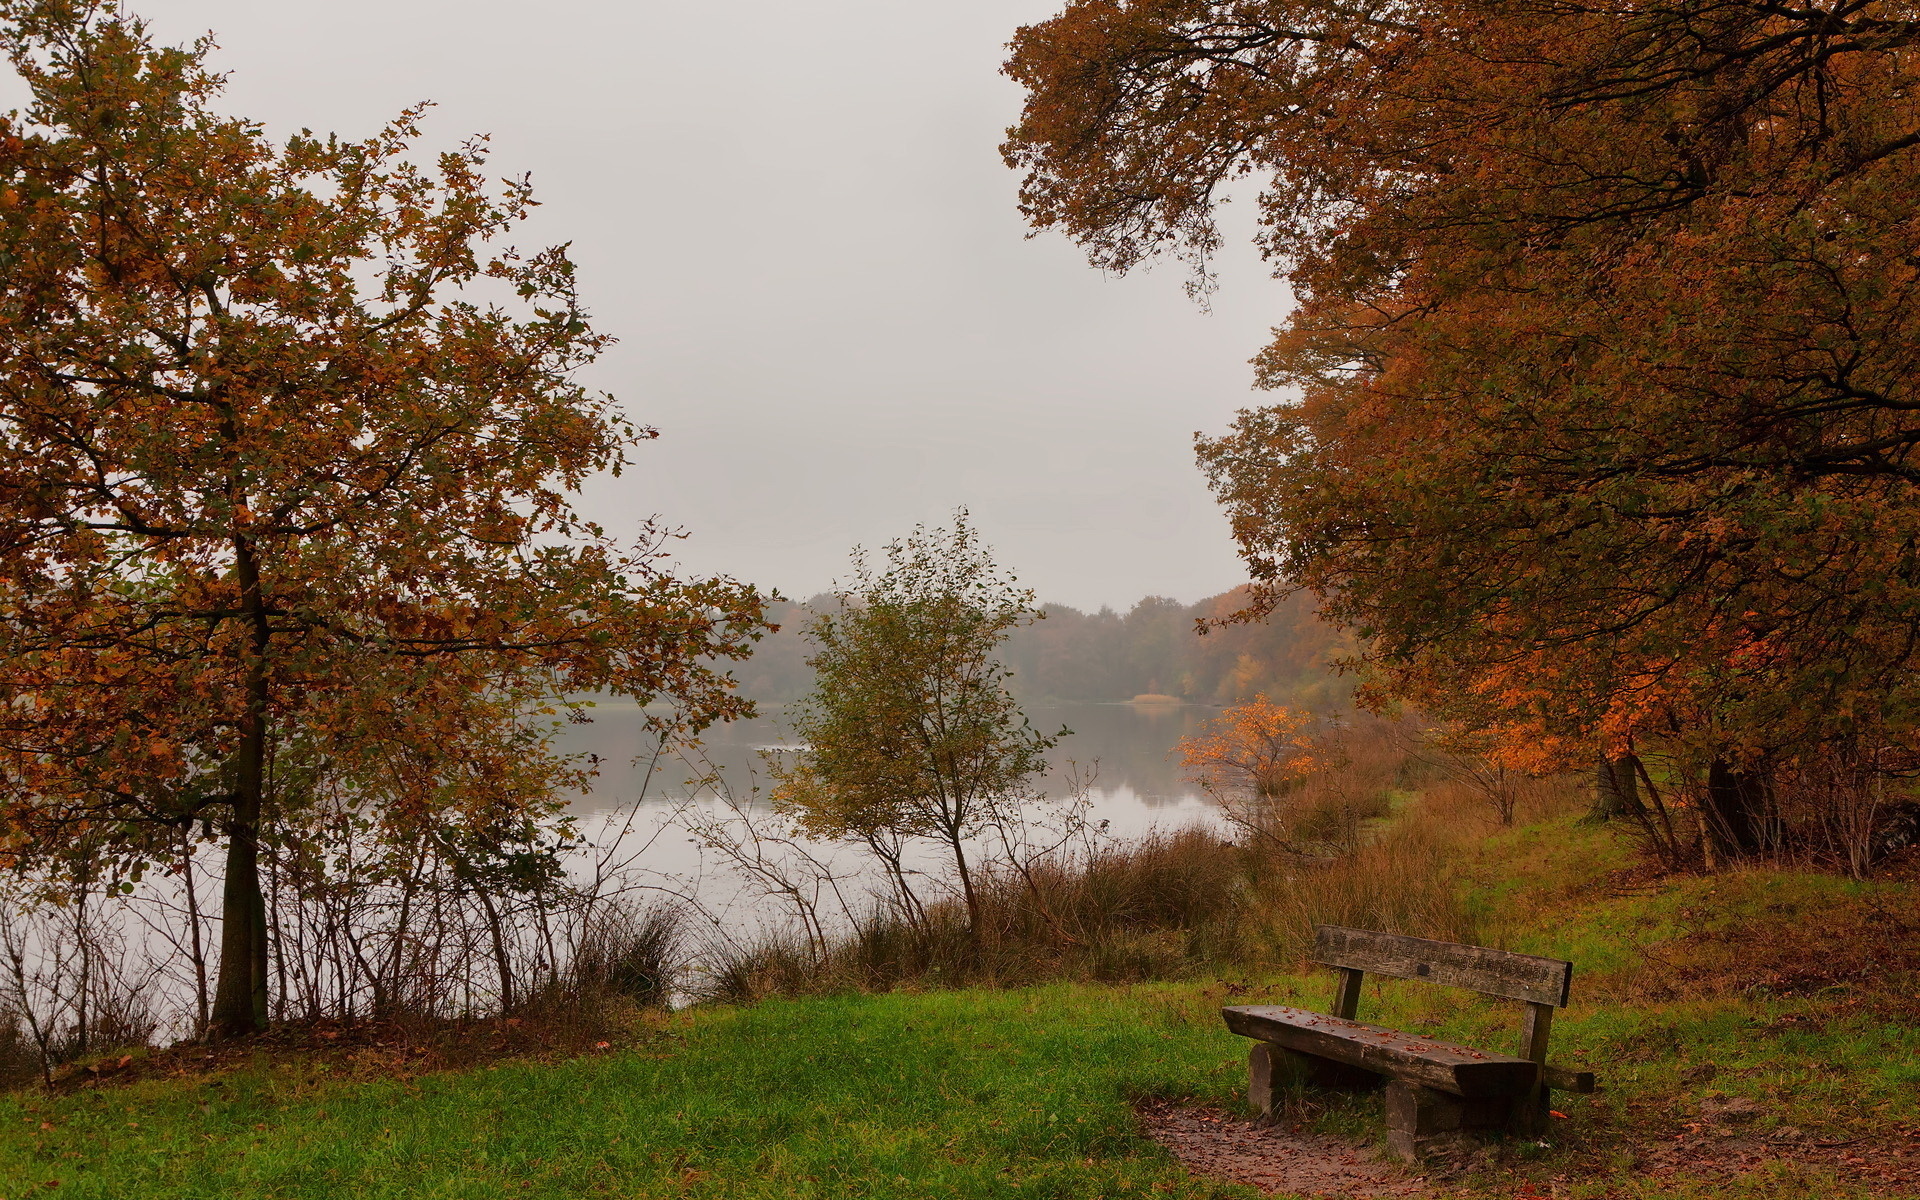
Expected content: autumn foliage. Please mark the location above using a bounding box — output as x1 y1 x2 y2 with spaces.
0 2 765 1033
1176 694 1315 802
1005 0 1920 839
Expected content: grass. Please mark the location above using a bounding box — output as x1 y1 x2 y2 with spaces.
0 985 1262 1199
8 966 1920 1197
701 716 1466 1002
7 800 1920 1198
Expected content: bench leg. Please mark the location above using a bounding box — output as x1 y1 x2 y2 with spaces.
1248 1043 1381 1114
1508 1083 1550 1137
1512 1001 1554 1137
1247 1042 1302 1113
1385 1082 1515 1163
1385 1081 1463 1162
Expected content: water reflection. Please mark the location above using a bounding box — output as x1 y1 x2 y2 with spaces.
550 700 1232 935
554 700 1220 812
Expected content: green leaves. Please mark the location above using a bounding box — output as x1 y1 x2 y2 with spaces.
773 513 1058 927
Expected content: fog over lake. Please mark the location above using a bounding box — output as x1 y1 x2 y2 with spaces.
562 701 1217 809
553 700 1232 930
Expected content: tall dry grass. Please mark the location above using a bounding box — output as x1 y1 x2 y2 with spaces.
0 799 692 1087
1245 820 1481 965
699 721 1581 1001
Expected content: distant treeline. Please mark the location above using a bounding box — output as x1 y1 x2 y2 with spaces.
732 586 1354 709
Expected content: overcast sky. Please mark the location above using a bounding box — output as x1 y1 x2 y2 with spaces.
135 0 1291 612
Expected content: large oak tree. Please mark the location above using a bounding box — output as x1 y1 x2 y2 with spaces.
1005 0 1920 850
0 2 766 1034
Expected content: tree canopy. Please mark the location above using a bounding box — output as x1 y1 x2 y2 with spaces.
0 0 766 1033
1005 0 1920 790
773 514 1056 937
738 586 1352 709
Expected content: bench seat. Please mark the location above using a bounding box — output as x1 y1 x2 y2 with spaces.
1222 1004 1539 1098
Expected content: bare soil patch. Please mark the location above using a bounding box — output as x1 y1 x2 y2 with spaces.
1136 1097 1920 1198
24 1005 672 1096
1135 1098 1429 1197
1620 1119 1920 1196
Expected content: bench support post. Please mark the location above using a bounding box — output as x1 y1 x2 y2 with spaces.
1331 966 1364 1019
1248 1042 1380 1114
1385 1081 1464 1162
1247 1042 1288 1114
1511 1001 1554 1135
1385 1081 1514 1163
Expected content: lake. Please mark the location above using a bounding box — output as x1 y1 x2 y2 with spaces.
550 700 1232 931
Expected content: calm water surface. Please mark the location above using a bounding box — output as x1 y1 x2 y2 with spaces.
551 701 1230 930
559 701 1217 810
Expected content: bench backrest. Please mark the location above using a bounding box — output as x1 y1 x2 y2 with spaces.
1313 925 1572 1007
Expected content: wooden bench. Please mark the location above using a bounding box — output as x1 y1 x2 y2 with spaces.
1222 925 1597 1162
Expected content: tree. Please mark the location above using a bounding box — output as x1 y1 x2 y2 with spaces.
1177 694 1315 803
1176 694 1318 848
1004 0 1920 845
771 513 1057 938
0 2 767 1035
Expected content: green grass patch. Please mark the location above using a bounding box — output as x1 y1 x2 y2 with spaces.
8 968 1919 1198
7 807 1920 1198
0 985 1277 1199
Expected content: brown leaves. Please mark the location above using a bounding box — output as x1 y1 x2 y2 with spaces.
1011 0 1920 764
0 4 768 889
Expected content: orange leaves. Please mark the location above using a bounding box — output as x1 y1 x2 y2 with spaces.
0 5 769 897
1010 0 1920 762
1177 694 1317 800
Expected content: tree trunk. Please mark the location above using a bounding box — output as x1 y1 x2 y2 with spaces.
1703 757 1770 862
181 827 210 1037
73 876 91 1056
1589 753 1632 821
474 882 516 1014
948 831 983 943
211 537 273 1037
211 775 269 1035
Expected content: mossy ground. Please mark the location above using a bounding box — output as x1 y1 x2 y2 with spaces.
4 813 1917 1199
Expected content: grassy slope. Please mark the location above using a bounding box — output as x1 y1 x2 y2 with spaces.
5 815 1918 1199
0 987 1257 1199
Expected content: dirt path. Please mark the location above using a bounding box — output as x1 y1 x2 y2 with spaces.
1137 1095 1920 1198
1135 1099 1430 1197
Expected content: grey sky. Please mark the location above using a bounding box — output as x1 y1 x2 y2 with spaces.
139 0 1291 612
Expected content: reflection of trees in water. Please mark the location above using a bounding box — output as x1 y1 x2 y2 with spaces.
1026 704 1213 805
557 702 1218 810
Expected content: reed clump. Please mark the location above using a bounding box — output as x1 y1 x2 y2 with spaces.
699 721 1571 1001
568 901 686 1010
